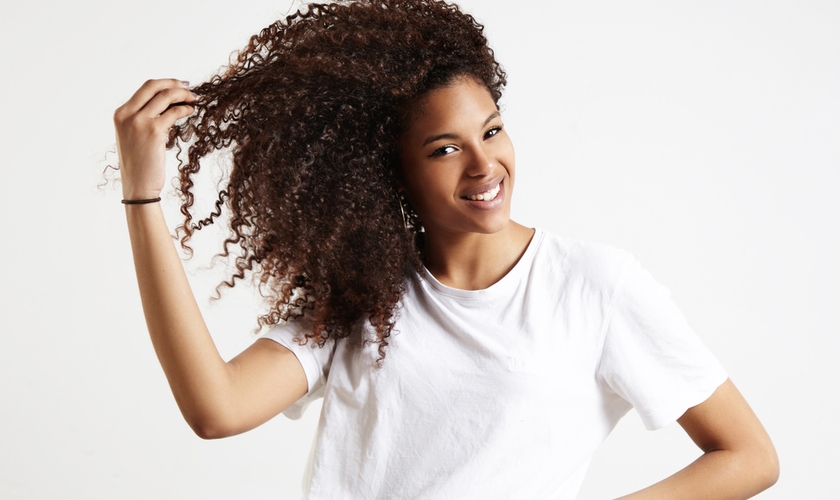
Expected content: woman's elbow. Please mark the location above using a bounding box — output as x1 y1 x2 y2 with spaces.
741 438 780 493
188 416 238 440
757 445 780 491
181 408 240 440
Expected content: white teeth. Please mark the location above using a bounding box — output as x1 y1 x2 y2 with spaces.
467 184 500 201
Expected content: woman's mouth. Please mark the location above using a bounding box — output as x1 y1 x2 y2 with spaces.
462 183 501 202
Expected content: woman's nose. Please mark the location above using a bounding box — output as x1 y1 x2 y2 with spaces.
465 144 494 177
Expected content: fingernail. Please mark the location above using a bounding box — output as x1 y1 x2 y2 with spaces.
180 80 190 86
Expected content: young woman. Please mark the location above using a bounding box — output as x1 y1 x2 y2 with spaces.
113 0 778 497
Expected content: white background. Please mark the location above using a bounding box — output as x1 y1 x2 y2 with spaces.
1 0 837 498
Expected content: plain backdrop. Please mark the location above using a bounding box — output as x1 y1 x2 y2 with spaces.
1 0 838 498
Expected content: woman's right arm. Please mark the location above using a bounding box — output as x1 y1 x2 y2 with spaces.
115 79 307 439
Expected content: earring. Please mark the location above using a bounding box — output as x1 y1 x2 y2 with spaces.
398 192 420 232
398 193 408 231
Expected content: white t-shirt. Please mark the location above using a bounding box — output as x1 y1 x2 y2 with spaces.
263 228 727 499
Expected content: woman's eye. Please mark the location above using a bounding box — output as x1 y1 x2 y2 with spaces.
484 125 503 139
430 145 457 157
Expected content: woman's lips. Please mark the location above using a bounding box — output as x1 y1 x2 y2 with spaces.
460 176 504 199
461 180 505 209
464 183 501 201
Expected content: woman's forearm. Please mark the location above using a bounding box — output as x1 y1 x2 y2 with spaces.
125 202 233 434
616 446 779 500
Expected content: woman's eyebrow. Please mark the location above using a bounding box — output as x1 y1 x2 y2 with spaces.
483 111 500 127
423 132 457 147
421 111 501 147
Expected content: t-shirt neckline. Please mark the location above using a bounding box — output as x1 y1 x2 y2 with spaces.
418 227 544 299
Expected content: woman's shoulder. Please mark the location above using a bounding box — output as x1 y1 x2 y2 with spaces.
533 229 636 288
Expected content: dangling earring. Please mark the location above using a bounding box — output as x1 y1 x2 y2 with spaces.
398 192 409 231
397 191 420 232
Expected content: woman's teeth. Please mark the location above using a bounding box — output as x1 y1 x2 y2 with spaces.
466 184 501 201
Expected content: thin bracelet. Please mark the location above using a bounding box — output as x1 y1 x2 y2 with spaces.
121 197 161 205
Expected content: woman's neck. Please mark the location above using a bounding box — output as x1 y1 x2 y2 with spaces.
421 221 534 290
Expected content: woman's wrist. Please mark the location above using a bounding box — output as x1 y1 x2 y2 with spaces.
122 197 161 205
121 188 163 203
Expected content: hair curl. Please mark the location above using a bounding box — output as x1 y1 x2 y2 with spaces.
168 0 506 361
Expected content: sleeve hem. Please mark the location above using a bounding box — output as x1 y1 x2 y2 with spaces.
261 330 330 420
639 369 729 431
261 334 321 395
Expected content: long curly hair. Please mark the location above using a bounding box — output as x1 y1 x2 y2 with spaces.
168 0 506 361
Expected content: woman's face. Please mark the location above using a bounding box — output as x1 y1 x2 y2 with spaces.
398 77 515 239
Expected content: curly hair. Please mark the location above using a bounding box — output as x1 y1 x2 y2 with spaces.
168 0 506 361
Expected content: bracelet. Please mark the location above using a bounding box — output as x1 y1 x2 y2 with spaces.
121 197 161 205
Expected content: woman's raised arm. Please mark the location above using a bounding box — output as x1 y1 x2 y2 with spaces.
114 79 307 439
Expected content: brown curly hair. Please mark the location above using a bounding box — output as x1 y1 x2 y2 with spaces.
168 0 506 361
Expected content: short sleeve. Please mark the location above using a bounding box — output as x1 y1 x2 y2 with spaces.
262 320 336 419
596 257 727 430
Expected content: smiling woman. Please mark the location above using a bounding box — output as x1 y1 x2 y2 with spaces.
112 0 778 498
398 76 533 289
